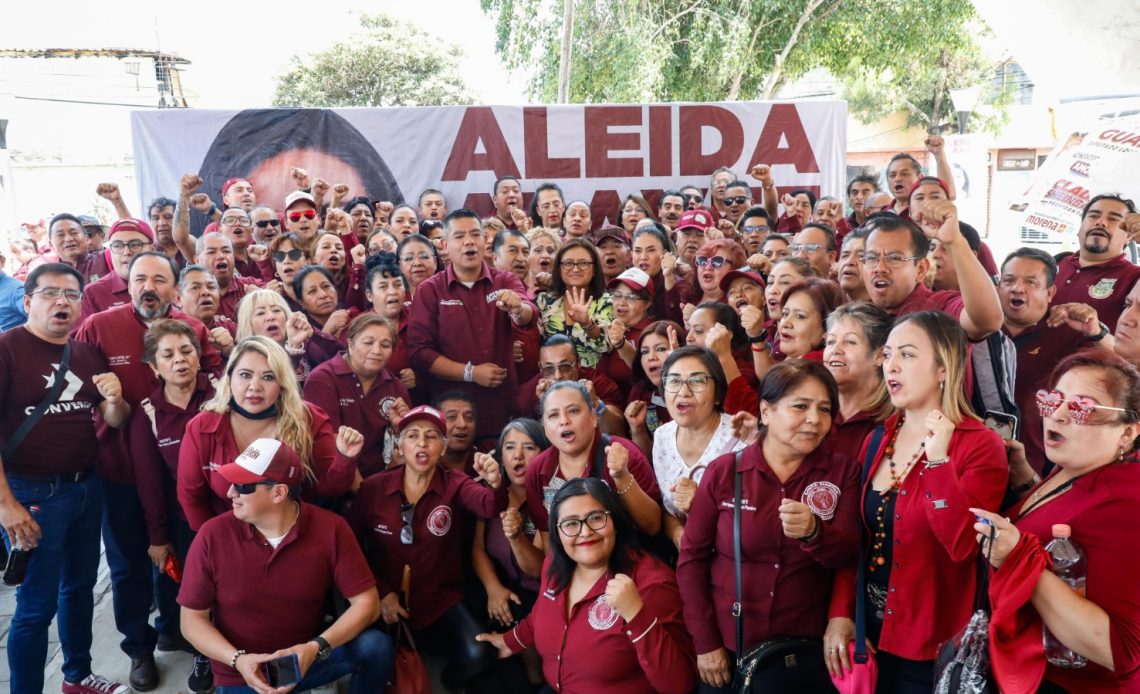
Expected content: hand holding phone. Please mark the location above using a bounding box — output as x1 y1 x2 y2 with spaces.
984 410 1019 441
262 654 301 688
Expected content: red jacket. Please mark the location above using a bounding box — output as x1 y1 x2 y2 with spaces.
830 414 1007 660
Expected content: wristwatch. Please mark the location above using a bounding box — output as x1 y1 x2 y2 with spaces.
310 636 331 661
1087 321 1110 342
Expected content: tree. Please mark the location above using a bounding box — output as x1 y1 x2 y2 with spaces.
272 14 473 108
480 0 1012 132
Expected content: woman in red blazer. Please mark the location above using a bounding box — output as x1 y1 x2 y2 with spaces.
824 310 1008 692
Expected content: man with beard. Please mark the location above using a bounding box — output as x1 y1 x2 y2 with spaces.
76 218 155 325
48 213 110 284
721 180 753 225
78 214 107 252
217 208 260 278
491 176 525 230
178 265 236 356
75 252 222 691
194 233 262 323
419 189 448 221
220 177 256 212
657 190 686 231
1047 194 1140 330
249 204 282 246
493 230 530 285
593 226 630 283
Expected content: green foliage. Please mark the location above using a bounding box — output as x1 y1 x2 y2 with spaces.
480 0 1012 131
272 14 473 108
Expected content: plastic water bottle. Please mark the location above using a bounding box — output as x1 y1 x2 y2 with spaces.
2 505 40 586
1043 524 1087 668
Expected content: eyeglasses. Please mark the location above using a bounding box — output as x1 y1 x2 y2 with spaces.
255 219 281 229
688 195 704 205
662 374 710 393
31 287 82 303
400 503 415 545
221 217 250 226
108 240 150 254
862 253 920 268
273 249 305 262
540 362 576 378
401 252 434 264
560 259 594 270
287 209 317 222
232 481 278 495
610 291 645 302
557 510 611 537
790 243 824 254
694 256 728 269
725 196 751 206
1035 388 1133 425
741 225 770 235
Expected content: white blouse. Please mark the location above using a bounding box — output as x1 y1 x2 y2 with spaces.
652 413 745 517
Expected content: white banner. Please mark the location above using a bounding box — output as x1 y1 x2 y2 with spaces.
1010 113 1140 249
130 102 846 229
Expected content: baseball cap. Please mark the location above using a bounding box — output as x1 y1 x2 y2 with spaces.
719 268 766 294
608 267 654 298
592 225 628 246
216 438 303 486
677 209 712 233
77 215 106 233
108 218 155 242
396 405 448 436
906 176 951 201
222 177 252 200
284 190 316 211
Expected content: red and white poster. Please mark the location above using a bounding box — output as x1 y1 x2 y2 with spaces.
131 102 847 229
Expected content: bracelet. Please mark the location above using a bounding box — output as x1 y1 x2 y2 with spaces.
1011 473 1041 495
583 319 597 332
463 361 474 383
284 342 306 356
230 649 247 669
750 342 772 353
207 203 218 216
799 515 822 542
614 475 636 495
925 456 950 468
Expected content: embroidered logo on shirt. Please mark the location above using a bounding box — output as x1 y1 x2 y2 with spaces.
802 481 841 521
427 505 452 536
587 596 620 631
1089 278 1117 300
379 397 397 419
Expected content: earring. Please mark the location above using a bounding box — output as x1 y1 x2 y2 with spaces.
940 381 945 391
1120 446 1127 461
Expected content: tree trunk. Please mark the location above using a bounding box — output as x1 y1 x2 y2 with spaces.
558 0 575 103
759 0 843 99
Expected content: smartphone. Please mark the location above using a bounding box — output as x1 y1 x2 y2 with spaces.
984 410 1019 441
262 654 301 687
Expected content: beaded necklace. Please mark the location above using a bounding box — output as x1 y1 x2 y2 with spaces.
868 415 925 572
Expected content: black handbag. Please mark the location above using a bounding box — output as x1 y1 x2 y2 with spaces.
732 452 832 692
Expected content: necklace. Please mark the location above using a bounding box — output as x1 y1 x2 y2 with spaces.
869 415 924 572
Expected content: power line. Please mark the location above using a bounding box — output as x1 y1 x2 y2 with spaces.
13 95 154 108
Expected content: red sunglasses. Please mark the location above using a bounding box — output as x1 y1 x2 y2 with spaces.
288 209 317 222
1035 388 1131 425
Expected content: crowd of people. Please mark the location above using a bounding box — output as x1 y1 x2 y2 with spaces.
1 132 1139 694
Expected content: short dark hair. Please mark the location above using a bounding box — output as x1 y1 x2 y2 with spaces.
397 233 442 272
433 389 478 414
442 208 482 233
957 222 982 254
887 153 922 175
842 226 869 248
847 174 880 195
761 233 791 250
758 360 839 439
865 216 930 258
48 213 84 233
631 226 676 255
128 251 179 282
1001 247 1059 287
178 263 215 286
661 345 728 409
292 264 335 301
632 320 684 385
492 176 521 197
799 223 837 252
659 190 686 208
1080 193 1137 220
540 333 578 360
724 180 752 195
738 206 774 228
418 188 445 205
546 477 639 593
492 229 529 255
364 252 404 290
341 196 374 215
694 301 749 353
529 183 565 226
551 239 606 299
25 262 84 295
147 197 177 218
142 318 202 366
788 188 818 208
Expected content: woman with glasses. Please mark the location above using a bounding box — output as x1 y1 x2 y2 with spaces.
477 478 697 694
693 240 747 305
525 228 560 297
365 228 399 258
678 360 859 692
396 233 440 301
348 405 507 690
626 321 683 456
653 347 745 552
528 381 663 546
177 336 364 530
529 184 566 233
824 311 1006 692
265 233 310 309
235 288 332 382
620 194 654 237
970 352 1140 694
535 239 614 369
601 268 657 398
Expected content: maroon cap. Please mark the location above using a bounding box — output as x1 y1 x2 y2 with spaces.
108 217 155 242
217 438 304 486
203 221 220 234
719 269 765 294
676 209 713 232
396 405 448 436
592 225 629 246
906 176 952 202
221 177 252 200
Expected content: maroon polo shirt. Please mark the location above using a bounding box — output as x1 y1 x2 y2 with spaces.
177 404 357 531
625 382 672 436
0 328 107 477
513 367 623 419
824 410 880 460
891 282 965 319
504 550 697 694
72 251 111 285
524 434 661 530
346 465 508 629
75 271 129 330
216 275 263 324
131 373 215 546
233 257 260 282
649 273 690 326
303 354 411 478
178 503 376 688
676 443 860 655
597 318 651 400
1051 254 1140 331
407 263 537 439
75 304 222 485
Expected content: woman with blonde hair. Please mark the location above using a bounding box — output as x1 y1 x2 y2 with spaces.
176 336 364 530
235 289 336 381
823 301 894 455
524 227 560 297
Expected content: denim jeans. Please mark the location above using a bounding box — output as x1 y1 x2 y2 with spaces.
214 628 395 694
2 474 103 694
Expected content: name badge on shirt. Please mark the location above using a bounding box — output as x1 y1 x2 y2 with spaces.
440 299 463 306
932 499 949 510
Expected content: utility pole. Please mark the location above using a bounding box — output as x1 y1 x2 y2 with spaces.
557 0 574 103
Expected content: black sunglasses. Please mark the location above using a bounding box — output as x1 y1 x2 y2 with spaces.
255 219 281 229
725 195 751 206
273 249 305 262
232 481 277 495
